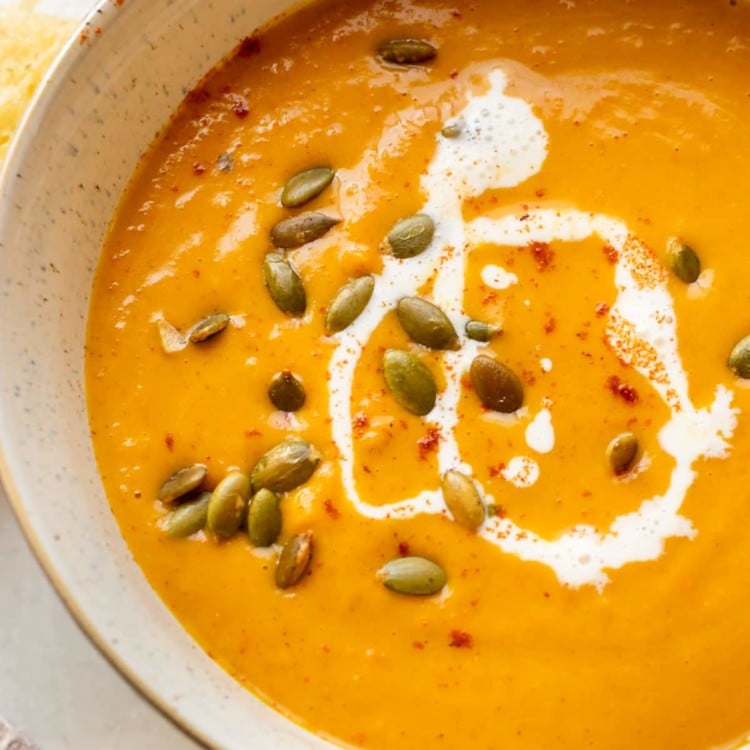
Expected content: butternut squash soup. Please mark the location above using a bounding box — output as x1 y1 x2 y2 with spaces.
86 0 750 747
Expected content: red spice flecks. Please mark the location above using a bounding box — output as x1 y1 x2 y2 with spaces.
595 302 610 318
449 630 473 649
622 235 668 290
602 244 619 264
352 412 369 436
412 641 425 650
535 188 547 198
488 462 506 478
79 30 89 44
227 93 249 118
186 87 211 105
238 36 262 57
164 433 174 451
398 541 410 556
192 162 206 176
606 313 674 402
606 375 639 404
323 499 340 519
528 241 554 271
544 316 557 334
417 427 441 460
522 369 537 386
244 428 261 437
482 291 498 305
487 503 507 519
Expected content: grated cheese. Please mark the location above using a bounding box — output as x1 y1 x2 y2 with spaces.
0 2 74 161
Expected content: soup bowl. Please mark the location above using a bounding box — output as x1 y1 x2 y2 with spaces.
6 1 750 749
0 0 325 747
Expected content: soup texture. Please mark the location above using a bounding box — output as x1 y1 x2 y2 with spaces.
86 0 750 748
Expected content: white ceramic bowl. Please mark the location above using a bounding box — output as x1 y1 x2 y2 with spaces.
0 1 331 747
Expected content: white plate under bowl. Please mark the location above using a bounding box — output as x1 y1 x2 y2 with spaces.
0 1 333 747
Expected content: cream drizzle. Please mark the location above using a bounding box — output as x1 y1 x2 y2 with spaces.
327 68 737 589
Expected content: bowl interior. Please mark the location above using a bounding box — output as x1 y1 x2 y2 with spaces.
0 1 332 747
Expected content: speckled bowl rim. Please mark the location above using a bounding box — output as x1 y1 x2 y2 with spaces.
0 1 328 749
0 7 217 747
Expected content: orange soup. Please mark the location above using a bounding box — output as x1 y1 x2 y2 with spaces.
86 0 750 747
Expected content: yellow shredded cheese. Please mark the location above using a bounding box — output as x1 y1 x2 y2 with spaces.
0 3 74 161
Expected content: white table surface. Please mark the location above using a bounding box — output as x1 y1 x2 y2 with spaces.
1 489 202 749
0 1 203 747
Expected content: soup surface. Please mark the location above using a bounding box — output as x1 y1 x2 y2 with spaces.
86 0 750 748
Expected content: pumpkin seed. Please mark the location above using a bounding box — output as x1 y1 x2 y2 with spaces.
268 371 306 412
156 318 188 353
377 38 437 65
441 121 463 138
270 212 339 249
275 531 313 589
162 491 211 538
728 334 750 379
666 236 701 284
281 167 334 208
251 439 321 493
326 275 375 334
247 488 282 547
465 320 503 343
188 312 230 343
158 463 207 503
383 349 437 416
441 470 485 530
207 471 251 539
377 556 447 596
606 432 639 475
383 214 434 259
396 297 460 350
263 251 306 316
469 355 524 413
